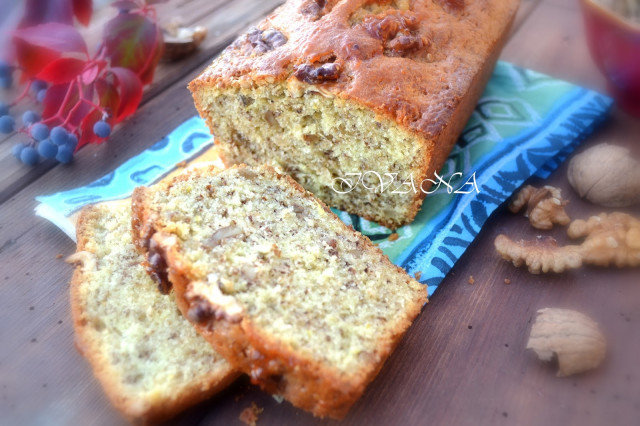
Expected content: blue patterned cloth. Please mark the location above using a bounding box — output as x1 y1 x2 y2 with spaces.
36 62 612 296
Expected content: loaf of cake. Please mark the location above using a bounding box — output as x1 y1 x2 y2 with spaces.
131 164 427 418
189 0 520 228
68 202 238 423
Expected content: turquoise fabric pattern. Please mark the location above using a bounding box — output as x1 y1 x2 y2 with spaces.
35 62 612 296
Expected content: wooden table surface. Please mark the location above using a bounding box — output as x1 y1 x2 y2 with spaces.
1 0 639 425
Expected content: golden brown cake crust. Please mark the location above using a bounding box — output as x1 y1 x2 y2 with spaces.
188 0 519 228
190 0 520 136
70 205 238 424
130 165 427 418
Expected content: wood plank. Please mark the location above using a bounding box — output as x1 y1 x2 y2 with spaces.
2 0 639 425
0 0 284 205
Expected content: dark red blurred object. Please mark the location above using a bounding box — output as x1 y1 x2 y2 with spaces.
581 0 640 116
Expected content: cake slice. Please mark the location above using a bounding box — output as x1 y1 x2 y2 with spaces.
189 0 520 228
131 164 427 418
68 201 238 423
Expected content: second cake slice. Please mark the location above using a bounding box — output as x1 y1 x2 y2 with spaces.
131 164 427 419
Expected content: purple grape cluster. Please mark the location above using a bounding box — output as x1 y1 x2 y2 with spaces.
11 122 79 165
1 68 114 166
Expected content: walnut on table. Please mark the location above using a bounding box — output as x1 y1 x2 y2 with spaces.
568 212 640 268
527 308 606 377
494 235 582 274
495 212 640 273
509 185 571 230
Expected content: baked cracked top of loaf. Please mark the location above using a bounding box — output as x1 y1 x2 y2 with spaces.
191 0 520 137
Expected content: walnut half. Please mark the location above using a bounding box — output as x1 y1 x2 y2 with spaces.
495 212 640 273
568 212 640 268
527 308 606 377
509 185 570 230
494 235 582 274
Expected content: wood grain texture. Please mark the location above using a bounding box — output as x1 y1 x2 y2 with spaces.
0 0 639 425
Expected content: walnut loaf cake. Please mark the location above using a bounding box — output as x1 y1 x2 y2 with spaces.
131 164 427 418
68 202 237 423
189 0 520 228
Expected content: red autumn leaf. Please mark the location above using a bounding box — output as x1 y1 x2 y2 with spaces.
81 60 106 85
67 95 93 129
79 108 103 148
72 0 93 26
13 23 88 54
110 67 142 121
18 0 74 28
13 39 60 79
95 77 121 119
36 57 87 84
41 83 72 119
138 28 163 85
103 12 162 84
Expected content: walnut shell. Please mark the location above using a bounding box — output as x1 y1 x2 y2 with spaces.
567 144 640 207
527 308 606 377
162 25 208 61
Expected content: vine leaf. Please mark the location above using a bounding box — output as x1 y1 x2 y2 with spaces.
41 83 72 119
96 77 121 120
12 39 60 79
79 109 103 147
18 0 75 28
72 0 93 26
81 60 107 85
13 23 88 54
110 67 143 121
37 57 88 84
103 12 163 84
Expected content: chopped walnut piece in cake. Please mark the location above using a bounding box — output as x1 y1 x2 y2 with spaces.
494 235 582 274
509 185 571 230
294 62 341 84
568 212 640 268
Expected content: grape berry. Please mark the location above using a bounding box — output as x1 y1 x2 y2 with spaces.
30 122 49 141
0 115 15 133
37 139 58 159
22 110 39 126
12 143 25 159
56 145 74 164
50 126 69 145
36 89 47 103
20 146 39 166
93 120 111 138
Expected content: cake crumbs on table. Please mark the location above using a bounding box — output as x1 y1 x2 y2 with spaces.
414 271 422 281
239 402 263 426
504 278 511 285
468 275 475 285
55 253 63 259
388 232 399 241
175 160 188 168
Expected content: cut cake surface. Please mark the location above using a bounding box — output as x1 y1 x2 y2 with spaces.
131 164 427 418
69 201 238 423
